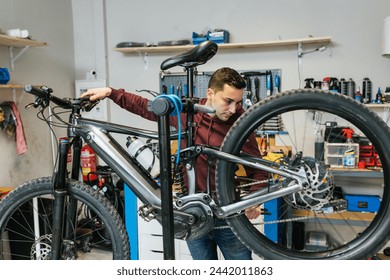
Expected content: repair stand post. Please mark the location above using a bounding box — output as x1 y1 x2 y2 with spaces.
157 114 175 260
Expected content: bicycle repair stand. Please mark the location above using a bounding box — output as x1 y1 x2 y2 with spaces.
149 97 176 260
149 41 216 260
149 70 198 260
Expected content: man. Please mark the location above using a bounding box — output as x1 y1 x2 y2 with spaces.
81 67 268 259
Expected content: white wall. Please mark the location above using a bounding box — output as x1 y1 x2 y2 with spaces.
0 0 75 187
95 0 390 130
2 0 390 188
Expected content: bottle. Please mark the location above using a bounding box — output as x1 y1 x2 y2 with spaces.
339 78 347 95
304 78 314 88
314 131 324 161
362 78 372 104
329 78 339 93
347 78 355 99
376 87 383 104
385 87 390 103
341 128 355 168
354 87 362 103
321 77 330 90
313 81 322 89
126 136 160 178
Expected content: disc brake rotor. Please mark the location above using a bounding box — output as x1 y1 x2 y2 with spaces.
284 157 334 210
30 234 52 260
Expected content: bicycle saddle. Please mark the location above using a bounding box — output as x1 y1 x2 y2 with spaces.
160 40 218 71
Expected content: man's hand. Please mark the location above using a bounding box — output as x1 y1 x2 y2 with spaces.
80 87 112 101
245 207 261 220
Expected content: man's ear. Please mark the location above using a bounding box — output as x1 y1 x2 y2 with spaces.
206 88 214 99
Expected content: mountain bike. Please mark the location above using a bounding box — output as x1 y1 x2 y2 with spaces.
0 40 390 260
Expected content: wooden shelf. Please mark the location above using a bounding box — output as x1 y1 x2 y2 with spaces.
0 34 47 71
0 84 26 90
114 36 331 54
292 209 374 222
365 103 390 109
0 34 47 47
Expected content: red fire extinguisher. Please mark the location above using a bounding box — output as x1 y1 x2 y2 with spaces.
80 144 98 183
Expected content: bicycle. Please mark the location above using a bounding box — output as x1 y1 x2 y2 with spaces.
1 40 390 260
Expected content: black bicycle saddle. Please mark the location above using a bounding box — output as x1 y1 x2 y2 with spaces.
160 40 218 71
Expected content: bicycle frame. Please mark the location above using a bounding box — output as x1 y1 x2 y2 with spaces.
10 40 390 260
69 115 309 218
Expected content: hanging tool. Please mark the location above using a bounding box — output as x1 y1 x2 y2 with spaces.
244 76 253 109
176 81 183 98
274 74 280 94
162 85 167 95
266 71 272 97
254 77 260 101
169 84 175 95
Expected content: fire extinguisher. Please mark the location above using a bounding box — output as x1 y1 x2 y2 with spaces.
80 144 98 183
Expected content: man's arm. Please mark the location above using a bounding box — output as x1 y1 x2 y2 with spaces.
81 87 158 121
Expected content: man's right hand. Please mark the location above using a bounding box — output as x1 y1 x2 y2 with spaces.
80 87 112 101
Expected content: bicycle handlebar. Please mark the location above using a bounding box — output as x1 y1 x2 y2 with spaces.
25 85 73 109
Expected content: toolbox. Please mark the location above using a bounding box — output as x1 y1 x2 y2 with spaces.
192 30 229 45
344 194 381 212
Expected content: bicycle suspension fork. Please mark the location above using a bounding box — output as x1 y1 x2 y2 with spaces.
50 138 70 259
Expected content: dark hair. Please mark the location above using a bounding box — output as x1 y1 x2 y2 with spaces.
208 67 246 92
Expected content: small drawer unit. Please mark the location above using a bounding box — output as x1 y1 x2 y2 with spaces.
324 142 359 168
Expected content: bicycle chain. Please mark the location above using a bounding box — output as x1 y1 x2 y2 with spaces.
214 199 346 229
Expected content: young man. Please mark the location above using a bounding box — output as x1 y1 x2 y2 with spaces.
81 67 268 259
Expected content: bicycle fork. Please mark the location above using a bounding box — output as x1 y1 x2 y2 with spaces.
50 138 70 260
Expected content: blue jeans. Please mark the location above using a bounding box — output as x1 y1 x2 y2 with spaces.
186 219 252 260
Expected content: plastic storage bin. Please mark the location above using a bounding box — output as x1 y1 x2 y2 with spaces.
324 142 359 168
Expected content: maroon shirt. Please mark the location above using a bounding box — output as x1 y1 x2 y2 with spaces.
109 88 268 193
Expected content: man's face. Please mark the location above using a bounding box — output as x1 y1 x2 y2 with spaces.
206 84 243 121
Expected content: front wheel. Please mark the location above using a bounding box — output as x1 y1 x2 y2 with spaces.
216 89 390 259
0 177 130 260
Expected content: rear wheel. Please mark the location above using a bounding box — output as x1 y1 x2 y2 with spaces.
0 177 130 260
216 89 390 259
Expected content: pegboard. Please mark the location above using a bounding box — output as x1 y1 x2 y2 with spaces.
159 71 212 98
159 69 282 110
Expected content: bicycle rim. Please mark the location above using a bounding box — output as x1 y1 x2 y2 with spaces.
0 177 130 260
216 89 390 259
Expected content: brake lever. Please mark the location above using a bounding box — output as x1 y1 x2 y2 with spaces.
25 97 48 110
83 99 100 112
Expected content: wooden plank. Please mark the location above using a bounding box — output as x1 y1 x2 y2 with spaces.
292 209 375 222
0 34 47 47
114 36 332 54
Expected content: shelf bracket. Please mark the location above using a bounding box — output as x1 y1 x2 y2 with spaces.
137 51 149 71
297 42 303 66
8 45 30 71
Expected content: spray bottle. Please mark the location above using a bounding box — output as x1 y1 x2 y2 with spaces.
342 128 355 168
